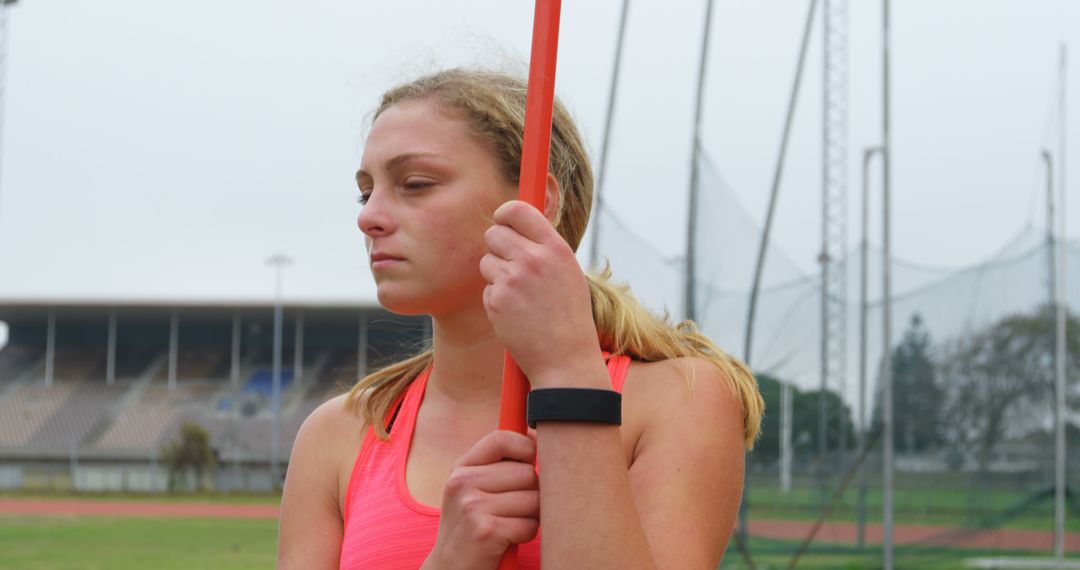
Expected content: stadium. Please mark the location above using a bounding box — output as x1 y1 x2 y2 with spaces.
0 301 427 492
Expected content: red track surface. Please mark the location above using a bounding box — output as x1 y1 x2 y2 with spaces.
748 520 1080 552
2 498 1077 553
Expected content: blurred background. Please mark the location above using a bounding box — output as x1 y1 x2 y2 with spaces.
0 0 1076 568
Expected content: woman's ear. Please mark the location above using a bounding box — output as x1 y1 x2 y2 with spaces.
543 173 561 225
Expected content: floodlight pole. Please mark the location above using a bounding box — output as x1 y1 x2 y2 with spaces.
1053 42 1067 563
1043 151 1054 306
588 0 630 269
266 253 292 489
858 145 883 549
684 0 715 323
881 0 895 567
0 0 17 213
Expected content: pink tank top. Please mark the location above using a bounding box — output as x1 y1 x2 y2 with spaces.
338 355 632 569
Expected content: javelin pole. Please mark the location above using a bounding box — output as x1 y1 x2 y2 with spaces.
498 1 561 568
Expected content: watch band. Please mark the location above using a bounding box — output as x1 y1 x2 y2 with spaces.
526 388 622 429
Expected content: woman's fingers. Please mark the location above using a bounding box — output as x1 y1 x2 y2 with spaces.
478 253 506 284
483 223 532 261
448 461 538 496
455 430 536 467
490 514 541 544
492 200 559 245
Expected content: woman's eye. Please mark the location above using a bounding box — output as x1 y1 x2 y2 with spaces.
357 192 370 205
402 179 434 190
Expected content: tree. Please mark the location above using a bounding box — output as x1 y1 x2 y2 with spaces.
796 387 856 459
751 373 783 464
938 305 1080 473
749 373 855 467
891 314 944 453
162 422 217 492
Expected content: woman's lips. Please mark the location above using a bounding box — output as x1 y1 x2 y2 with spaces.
369 252 405 270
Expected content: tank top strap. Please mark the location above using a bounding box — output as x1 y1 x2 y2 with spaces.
604 353 632 394
341 367 431 525
390 367 432 457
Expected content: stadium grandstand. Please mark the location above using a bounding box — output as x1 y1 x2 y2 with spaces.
0 301 428 492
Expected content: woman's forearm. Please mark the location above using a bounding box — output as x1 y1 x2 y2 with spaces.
536 422 655 569
533 364 656 569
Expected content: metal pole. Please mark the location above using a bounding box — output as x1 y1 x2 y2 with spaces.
858 146 882 548
1053 42 1067 563
818 0 834 507
45 309 55 386
357 313 367 377
588 0 630 269
1043 151 1054 307
293 311 304 386
168 310 178 390
684 0 715 322
0 0 17 214
818 254 828 508
881 0 894 566
745 0 819 365
231 310 241 387
106 310 117 386
781 381 792 494
266 254 291 489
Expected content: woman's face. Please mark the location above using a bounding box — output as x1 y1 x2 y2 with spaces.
356 99 513 316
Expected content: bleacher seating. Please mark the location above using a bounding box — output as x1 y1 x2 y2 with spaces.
242 369 295 398
0 341 387 459
0 382 79 447
95 381 223 452
0 345 43 381
23 380 128 449
155 348 228 381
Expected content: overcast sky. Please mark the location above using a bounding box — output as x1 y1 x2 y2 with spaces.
0 0 1077 307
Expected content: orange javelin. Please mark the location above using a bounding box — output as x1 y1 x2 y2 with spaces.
497 1 562 568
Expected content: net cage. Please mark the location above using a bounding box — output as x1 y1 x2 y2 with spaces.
592 149 1080 562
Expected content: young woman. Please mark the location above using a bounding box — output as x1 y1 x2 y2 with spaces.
278 69 764 570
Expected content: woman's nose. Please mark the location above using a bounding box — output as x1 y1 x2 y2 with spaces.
357 190 395 237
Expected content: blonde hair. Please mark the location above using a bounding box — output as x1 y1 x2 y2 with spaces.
347 69 763 449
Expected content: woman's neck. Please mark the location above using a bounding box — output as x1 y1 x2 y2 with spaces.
426 304 506 407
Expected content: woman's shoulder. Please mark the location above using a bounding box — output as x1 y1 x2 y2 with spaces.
625 356 738 398
623 356 744 440
300 392 369 441
295 392 371 468
289 392 370 508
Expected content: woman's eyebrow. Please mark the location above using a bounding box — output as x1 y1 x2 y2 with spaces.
384 152 447 172
356 152 449 181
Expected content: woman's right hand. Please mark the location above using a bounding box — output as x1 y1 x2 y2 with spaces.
423 430 540 570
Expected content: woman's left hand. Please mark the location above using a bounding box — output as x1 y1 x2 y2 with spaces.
479 200 604 387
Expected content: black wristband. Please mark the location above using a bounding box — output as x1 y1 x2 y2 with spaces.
526 388 622 429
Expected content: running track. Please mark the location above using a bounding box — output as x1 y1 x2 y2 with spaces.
1 498 1076 552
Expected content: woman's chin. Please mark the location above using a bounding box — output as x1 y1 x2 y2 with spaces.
376 288 430 316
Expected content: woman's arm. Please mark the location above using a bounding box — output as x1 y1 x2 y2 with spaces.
480 201 747 567
278 395 360 570
533 357 745 569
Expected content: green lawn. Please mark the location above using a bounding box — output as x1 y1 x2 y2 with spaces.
722 537 1058 569
0 486 1073 569
3 513 1033 570
746 476 1080 533
0 515 277 570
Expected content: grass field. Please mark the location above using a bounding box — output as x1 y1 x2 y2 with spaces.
720 537 1050 569
0 515 277 570
0 488 1074 569
747 475 1080 533
0 513 1059 570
